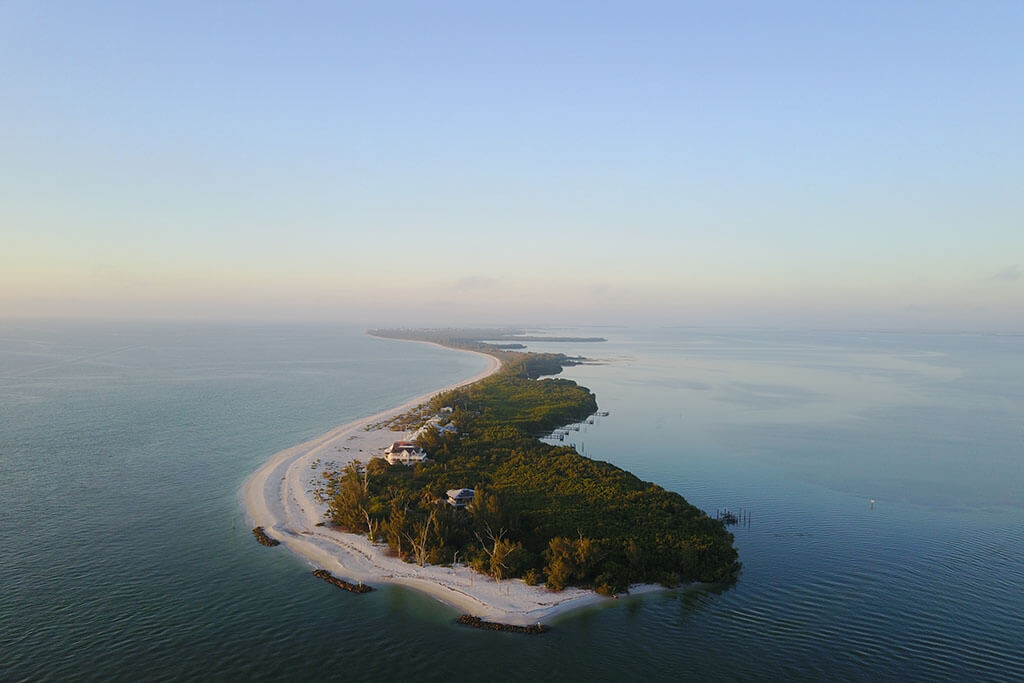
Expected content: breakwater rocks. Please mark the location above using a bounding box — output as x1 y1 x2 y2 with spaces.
252 526 279 547
455 615 550 634
312 569 373 593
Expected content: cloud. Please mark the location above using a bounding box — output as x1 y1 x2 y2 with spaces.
988 265 1021 282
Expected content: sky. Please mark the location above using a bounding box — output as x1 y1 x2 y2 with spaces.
2 1 1022 329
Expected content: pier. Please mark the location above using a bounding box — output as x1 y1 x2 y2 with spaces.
716 508 751 528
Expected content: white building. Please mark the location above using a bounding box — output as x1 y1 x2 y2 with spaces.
384 441 428 465
413 418 458 439
446 488 475 509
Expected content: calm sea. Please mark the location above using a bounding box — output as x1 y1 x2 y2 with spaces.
1 322 1021 681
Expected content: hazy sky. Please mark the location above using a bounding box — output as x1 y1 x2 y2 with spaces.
3 1 1022 329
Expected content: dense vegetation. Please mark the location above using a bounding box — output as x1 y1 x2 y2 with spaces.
326 337 739 595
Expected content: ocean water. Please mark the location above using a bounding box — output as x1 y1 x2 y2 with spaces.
1 322 1022 681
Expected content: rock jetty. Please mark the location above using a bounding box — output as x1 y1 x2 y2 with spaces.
252 526 279 546
455 615 550 634
312 569 373 593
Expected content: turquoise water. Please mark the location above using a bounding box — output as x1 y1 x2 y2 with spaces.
1 322 1022 680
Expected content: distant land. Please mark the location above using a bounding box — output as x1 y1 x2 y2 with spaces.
369 327 608 347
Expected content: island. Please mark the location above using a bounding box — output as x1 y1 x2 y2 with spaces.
244 328 739 627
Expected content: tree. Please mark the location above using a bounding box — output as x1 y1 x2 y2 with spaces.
327 463 367 531
382 501 408 557
489 538 520 582
415 424 444 455
469 486 517 537
544 536 579 591
543 533 603 590
574 532 603 582
475 523 516 584
366 457 389 476
405 509 436 567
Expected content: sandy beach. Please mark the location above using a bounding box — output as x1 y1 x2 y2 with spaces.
242 340 649 625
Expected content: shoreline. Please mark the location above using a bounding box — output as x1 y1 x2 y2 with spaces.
242 338 664 625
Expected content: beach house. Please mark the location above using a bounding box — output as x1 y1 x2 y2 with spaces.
384 441 428 465
413 419 458 439
446 488 475 509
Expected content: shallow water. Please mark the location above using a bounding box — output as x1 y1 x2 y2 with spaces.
1 322 1021 680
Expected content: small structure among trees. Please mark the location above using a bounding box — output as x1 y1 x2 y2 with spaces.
446 488 475 509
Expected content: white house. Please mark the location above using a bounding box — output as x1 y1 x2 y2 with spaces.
413 418 458 439
384 441 428 465
446 488 475 509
